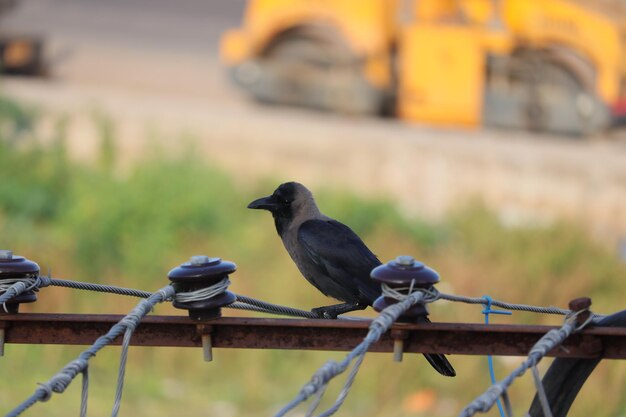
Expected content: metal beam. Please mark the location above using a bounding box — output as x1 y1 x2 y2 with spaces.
1 313 626 358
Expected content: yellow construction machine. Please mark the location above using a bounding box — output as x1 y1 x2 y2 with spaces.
220 0 626 136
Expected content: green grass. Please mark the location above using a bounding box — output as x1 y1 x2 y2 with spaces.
0 103 625 417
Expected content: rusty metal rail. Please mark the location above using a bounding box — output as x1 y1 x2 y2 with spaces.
2 313 626 358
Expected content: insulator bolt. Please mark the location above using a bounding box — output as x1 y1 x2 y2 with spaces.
197 324 214 362
391 329 409 362
202 334 213 362
190 255 211 266
395 255 415 266
393 339 404 362
169 256 237 361
169 256 237 321
371 256 441 362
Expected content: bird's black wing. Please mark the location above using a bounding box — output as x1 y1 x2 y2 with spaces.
297 219 382 304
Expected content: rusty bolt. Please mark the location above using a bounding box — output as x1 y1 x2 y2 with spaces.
569 297 592 328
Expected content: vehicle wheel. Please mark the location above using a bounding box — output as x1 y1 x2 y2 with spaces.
244 30 384 116
483 53 610 136
517 57 609 136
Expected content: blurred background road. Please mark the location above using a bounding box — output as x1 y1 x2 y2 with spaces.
2 0 245 96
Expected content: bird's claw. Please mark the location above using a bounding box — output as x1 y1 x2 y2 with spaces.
311 307 338 319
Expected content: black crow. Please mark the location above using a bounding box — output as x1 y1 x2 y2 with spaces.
248 181 456 377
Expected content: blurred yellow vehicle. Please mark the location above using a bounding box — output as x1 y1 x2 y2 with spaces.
220 0 626 136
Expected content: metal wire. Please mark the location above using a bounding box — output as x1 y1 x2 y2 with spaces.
234 295 319 319
41 277 153 298
437 291 571 315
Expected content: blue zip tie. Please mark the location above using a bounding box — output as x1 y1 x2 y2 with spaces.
482 295 512 417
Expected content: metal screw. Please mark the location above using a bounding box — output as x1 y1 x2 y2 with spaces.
202 334 213 362
391 329 409 362
190 255 210 266
0 250 13 260
393 339 404 362
197 324 214 362
395 255 415 266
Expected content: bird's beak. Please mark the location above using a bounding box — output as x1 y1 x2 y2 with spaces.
247 195 280 211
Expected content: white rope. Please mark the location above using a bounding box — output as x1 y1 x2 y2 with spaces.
380 280 416 301
0 277 40 312
0 278 38 293
380 281 438 304
173 278 230 303
531 365 552 417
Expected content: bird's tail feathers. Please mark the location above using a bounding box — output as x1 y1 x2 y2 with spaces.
416 315 456 377
423 353 456 377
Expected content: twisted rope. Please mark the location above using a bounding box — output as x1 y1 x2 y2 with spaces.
111 326 133 417
41 276 153 298
0 277 39 294
6 285 175 417
4 273 599 321
458 309 593 417
234 295 320 319
531 364 552 417
275 289 430 417
1 270 611 417
43 276 320 318
174 278 231 303
436 290 571 315
0 277 40 312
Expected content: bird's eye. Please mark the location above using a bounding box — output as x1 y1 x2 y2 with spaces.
273 193 291 205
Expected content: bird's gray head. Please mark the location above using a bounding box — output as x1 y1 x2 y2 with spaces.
247 182 319 222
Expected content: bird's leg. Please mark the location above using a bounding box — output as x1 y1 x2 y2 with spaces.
311 302 367 319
